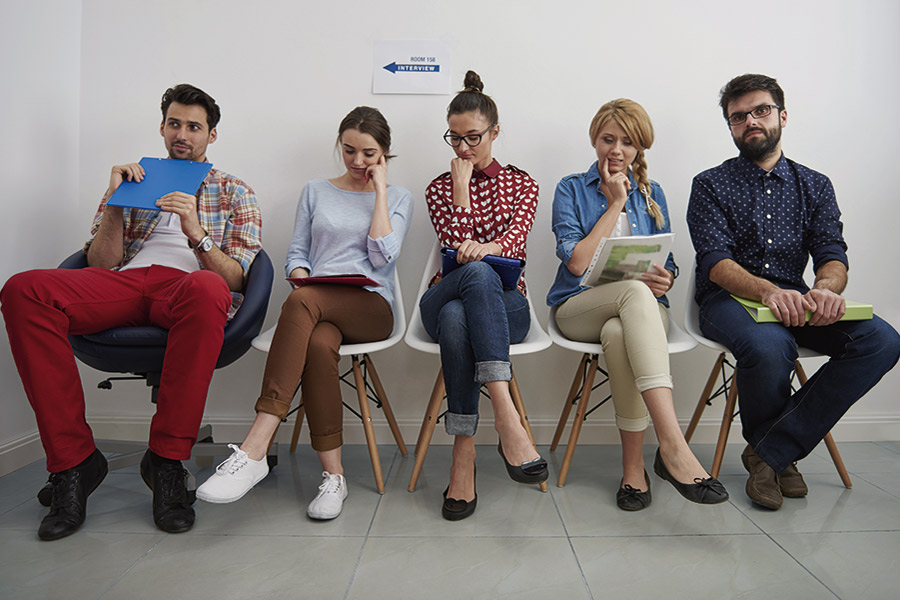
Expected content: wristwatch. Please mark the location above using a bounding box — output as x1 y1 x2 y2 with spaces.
190 234 214 253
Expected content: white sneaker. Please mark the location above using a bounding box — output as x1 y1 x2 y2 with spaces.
307 471 348 520
196 444 269 503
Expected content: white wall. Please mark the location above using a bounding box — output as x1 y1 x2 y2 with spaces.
3 0 899 473
0 1 83 474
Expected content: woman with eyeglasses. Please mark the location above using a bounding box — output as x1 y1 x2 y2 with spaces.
547 99 728 510
420 70 546 521
197 107 413 520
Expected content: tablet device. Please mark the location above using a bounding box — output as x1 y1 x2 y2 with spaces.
107 157 213 211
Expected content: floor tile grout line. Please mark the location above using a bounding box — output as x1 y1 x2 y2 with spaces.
853 472 900 501
873 441 900 456
95 534 167 600
729 499 843 599
546 483 595 600
342 446 400 600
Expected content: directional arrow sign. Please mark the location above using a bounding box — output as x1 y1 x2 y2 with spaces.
373 41 451 95
383 62 441 74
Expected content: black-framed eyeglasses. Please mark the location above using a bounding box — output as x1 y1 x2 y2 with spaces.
443 124 496 148
726 104 782 126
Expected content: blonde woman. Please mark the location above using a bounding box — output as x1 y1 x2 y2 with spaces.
547 99 727 509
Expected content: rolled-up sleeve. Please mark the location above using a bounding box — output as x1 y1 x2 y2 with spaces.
551 178 586 268
222 183 262 278
687 175 734 279
806 177 849 273
367 188 414 268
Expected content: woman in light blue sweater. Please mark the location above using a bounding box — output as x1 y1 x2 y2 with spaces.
198 107 413 520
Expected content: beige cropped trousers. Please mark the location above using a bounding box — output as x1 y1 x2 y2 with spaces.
555 280 671 432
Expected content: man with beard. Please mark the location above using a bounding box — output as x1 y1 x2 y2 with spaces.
1 84 262 539
686 74 899 510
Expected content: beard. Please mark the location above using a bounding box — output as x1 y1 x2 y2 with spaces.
734 124 782 162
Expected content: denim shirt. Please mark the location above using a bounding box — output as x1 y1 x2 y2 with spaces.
547 161 677 307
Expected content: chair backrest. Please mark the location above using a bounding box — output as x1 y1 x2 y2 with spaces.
251 268 405 355
404 241 551 356
60 248 274 372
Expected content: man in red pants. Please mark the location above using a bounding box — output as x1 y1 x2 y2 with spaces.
1 84 262 540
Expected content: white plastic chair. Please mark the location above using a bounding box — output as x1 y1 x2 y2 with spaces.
547 301 697 486
251 270 407 494
682 269 851 486
404 242 552 492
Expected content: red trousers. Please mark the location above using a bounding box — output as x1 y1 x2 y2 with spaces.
1 265 231 472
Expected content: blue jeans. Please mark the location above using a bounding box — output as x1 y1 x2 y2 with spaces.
419 261 530 436
699 288 900 472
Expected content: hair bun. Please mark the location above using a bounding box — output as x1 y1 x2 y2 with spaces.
462 70 484 93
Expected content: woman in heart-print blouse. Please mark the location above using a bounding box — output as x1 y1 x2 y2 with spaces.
419 70 548 522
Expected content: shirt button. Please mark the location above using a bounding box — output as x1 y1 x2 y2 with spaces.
764 263 770 269
766 189 772 195
766 214 772 219
767 239 772 244
631 223 636 227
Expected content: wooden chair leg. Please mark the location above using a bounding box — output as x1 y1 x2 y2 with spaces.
364 354 407 457
794 360 852 487
686 352 726 443
557 356 598 487
409 369 445 492
551 353 590 452
509 371 548 492
710 372 738 479
290 404 306 453
352 357 385 494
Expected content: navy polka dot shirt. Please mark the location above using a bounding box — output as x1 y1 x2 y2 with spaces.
687 154 848 305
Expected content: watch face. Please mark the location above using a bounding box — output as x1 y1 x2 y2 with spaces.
200 237 214 252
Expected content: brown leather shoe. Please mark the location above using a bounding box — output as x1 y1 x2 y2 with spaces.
779 462 808 498
741 445 782 510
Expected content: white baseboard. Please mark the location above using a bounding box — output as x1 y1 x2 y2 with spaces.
4 415 898 475
0 431 44 477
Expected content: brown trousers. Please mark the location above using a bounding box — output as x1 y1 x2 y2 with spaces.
255 285 393 451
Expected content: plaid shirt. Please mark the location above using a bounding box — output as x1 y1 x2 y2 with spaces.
84 167 262 315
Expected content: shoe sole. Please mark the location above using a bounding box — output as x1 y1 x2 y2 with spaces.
196 472 268 504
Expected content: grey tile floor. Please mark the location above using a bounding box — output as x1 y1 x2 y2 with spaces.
1 441 899 600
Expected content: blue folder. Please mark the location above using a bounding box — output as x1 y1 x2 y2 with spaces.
107 157 212 211
441 247 525 289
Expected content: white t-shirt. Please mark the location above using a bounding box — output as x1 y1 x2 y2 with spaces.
611 211 632 238
119 212 200 273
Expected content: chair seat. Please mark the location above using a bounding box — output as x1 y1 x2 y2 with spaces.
80 326 169 346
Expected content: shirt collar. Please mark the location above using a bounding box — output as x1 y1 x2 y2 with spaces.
474 159 502 179
585 160 637 189
735 153 789 181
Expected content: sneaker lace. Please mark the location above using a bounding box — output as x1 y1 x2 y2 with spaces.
318 471 343 496
216 444 249 475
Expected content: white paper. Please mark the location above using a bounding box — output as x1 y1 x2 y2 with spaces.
580 233 675 288
373 40 451 95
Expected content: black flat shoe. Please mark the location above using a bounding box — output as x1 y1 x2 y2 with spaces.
497 443 548 484
653 448 729 505
38 449 108 541
442 466 477 521
616 470 652 511
140 450 195 533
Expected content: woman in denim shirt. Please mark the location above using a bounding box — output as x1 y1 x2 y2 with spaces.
547 99 727 510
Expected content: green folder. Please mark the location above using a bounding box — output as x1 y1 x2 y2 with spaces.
731 295 873 323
